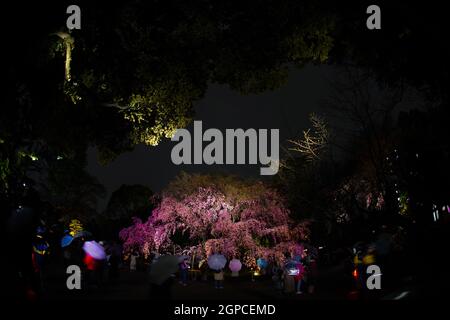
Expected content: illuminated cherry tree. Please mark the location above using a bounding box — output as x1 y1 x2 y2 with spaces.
119 174 309 266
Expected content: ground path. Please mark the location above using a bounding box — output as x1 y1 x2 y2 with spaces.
43 263 350 300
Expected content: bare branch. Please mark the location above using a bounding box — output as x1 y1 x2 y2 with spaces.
288 113 329 161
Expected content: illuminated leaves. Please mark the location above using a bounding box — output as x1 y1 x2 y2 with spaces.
69 219 83 236
54 1 335 151
0 158 9 190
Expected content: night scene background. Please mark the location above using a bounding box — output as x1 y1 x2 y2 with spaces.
1 0 449 303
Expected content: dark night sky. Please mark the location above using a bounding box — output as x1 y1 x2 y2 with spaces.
87 64 338 210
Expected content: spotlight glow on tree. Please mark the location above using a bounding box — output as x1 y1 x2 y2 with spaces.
119 173 310 266
69 219 83 236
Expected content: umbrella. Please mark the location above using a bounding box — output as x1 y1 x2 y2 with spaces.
82 241 106 260
74 230 92 239
284 260 301 276
229 259 242 272
257 258 268 269
177 255 190 263
207 254 227 271
33 240 49 255
61 234 74 248
148 255 180 285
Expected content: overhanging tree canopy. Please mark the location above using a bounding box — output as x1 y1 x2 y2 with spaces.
1 0 335 197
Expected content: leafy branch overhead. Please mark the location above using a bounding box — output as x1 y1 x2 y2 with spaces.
2 1 337 190
50 1 335 150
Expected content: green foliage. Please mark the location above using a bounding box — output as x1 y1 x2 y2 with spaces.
285 18 334 65
69 219 84 236
63 81 82 104
120 74 198 146
0 158 9 190
17 150 39 162
2 0 339 192
398 191 409 216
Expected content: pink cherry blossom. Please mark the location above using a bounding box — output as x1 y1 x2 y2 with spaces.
119 174 310 266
